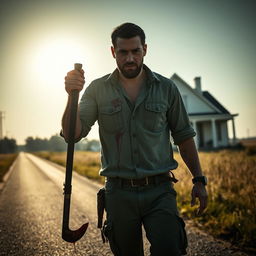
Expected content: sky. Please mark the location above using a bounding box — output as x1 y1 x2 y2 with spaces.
0 0 255 145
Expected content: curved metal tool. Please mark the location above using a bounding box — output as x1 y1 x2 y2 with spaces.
62 63 89 243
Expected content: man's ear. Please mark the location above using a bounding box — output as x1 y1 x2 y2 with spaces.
143 44 147 57
111 46 116 59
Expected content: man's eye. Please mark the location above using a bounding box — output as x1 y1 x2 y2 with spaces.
132 49 141 54
119 50 127 55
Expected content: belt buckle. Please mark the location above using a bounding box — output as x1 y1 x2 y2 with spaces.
130 177 149 187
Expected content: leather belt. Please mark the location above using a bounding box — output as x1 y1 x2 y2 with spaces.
107 172 178 187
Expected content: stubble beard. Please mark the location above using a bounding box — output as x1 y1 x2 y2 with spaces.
119 61 143 79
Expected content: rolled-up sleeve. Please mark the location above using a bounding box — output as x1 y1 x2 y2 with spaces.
167 83 196 145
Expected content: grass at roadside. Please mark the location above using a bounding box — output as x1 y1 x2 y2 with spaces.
33 150 256 250
173 150 256 250
0 153 18 182
33 151 104 183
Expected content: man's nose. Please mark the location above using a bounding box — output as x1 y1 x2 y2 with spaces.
126 52 134 62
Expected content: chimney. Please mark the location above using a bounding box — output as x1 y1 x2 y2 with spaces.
194 77 202 94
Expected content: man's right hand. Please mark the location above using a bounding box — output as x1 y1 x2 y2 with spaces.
64 69 85 95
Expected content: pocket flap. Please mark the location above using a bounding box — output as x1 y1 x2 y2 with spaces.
100 105 122 115
145 102 166 112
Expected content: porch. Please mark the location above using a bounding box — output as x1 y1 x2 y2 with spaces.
190 114 238 149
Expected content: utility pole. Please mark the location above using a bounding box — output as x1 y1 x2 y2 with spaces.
0 111 4 140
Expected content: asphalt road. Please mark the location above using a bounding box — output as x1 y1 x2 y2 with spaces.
0 153 249 256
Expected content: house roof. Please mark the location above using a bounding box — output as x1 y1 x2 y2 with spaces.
202 91 230 114
171 73 231 115
171 73 221 113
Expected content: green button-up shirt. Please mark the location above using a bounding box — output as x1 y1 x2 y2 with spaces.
79 65 195 179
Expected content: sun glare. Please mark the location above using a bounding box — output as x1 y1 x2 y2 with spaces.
32 38 86 87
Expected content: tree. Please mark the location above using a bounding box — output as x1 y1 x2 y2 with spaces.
25 137 49 152
48 134 66 152
24 134 100 152
86 139 101 151
0 137 17 153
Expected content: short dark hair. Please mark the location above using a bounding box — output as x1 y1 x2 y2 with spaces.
111 23 146 47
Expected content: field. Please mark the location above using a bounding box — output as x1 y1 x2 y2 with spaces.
174 150 256 250
0 154 18 182
34 150 256 250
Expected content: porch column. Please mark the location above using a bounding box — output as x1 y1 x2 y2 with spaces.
232 117 237 144
211 118 218 148
192 120 199 148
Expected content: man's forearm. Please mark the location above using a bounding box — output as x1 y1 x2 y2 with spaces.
61 95 82 141
178 138 208 214
178 137 203 177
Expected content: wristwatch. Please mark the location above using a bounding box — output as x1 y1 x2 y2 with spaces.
192 176 207 186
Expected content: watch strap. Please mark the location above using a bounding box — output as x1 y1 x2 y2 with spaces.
192 176 207 185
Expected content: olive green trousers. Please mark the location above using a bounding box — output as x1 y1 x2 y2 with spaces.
103 180 187 256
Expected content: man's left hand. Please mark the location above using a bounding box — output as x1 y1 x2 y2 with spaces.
191 182 208 215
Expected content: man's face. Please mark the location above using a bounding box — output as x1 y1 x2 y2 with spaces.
111 36 147 79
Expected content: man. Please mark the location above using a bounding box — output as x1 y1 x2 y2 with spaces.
62 23 208 256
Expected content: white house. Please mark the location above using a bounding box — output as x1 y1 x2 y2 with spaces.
171 74 238 149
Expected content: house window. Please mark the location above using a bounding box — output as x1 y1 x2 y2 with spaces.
217 122 222 141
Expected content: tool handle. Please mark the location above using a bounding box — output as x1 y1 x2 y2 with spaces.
69 62 82 141
67 63 82 155
63 63 82 227
74 63 83 71
62 63 88 243
65 62 82 189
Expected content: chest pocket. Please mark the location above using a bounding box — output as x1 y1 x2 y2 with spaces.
99 105 124 133
144 102 167 132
